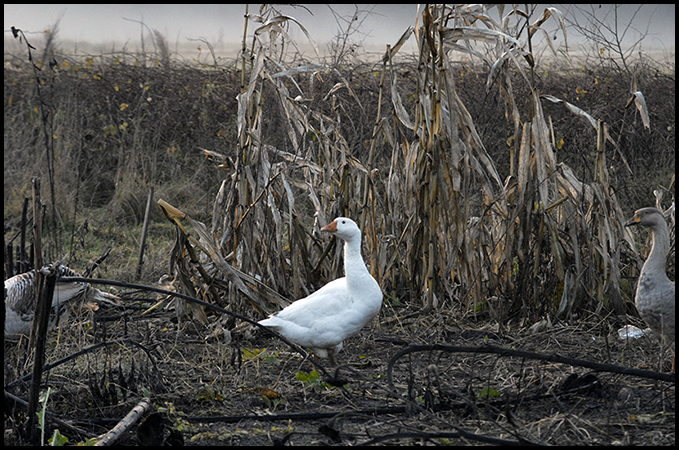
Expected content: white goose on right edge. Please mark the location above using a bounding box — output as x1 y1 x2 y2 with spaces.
259 217 383 366
625 207 675 372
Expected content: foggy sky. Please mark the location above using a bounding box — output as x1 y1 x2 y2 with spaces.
4 4 675 59
4 4 418 55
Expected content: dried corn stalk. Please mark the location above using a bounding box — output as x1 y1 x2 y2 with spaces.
175 5 672 326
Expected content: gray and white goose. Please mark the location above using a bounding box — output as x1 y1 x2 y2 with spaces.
625 207 675 372
4 265 119 340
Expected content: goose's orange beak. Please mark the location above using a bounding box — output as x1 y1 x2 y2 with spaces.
321 220 337 233
624 210 641 227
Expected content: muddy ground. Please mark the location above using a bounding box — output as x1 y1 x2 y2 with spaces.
4 298 675 446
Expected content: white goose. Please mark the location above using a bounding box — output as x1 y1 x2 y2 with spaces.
4 265 119 340
259 217 383 365
625 207 675 372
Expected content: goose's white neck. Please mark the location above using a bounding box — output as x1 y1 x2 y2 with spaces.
342 235 371 285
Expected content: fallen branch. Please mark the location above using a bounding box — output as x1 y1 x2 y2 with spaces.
94 397 153 446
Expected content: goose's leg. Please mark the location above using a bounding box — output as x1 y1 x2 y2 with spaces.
328 350 338 367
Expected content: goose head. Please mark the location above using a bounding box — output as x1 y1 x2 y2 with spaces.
321 217 361 242
624 207 666 230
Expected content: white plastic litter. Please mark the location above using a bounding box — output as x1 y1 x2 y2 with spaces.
617 325 653 340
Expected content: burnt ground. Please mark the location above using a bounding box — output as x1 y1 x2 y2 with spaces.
4 299 675 446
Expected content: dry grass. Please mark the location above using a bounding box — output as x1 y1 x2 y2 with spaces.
4 301 675 445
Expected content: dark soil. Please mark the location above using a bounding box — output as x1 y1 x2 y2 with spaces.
4 299 675 446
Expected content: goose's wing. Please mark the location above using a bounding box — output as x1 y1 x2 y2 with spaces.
642 278 675 351
268 278 350 324
5 272 39 316
4 271 83 339
4 267 111 339
259 277 380 348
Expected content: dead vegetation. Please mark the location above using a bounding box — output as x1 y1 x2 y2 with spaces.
4 4 675 446
4 302 675 445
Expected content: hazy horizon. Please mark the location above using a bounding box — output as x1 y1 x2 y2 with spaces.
4 4 675 63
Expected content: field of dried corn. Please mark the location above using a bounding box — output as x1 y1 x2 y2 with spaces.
4 5 675 446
